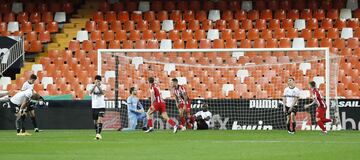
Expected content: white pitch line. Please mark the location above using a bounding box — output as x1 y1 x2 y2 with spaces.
211 140 360 144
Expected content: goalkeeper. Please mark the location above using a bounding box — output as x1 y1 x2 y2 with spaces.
122 87 147 131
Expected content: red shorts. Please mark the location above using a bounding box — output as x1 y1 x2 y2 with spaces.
178 101 191 113
153 102 166 113
316 107 326 119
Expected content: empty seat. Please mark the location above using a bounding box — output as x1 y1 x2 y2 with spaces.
208 10 220 21
294 19 306 30
138 1 150 12
279 38 291 48
47 22 59 33
340 9 352 19
292 38 305 48
20 21 32 33
241 1 253 11
0 76 11 90
131 57 144 70
12 2 23 13
307 18 318 29
54 12 66 23
160 39 172 49
341 28 354 39
164 63 175 75
174 20 186 31
247 10 259 20
76 31 89 42
162 20 174 31
41 77 54 89
7 22 19 32
207 29 219 40
237 70 249 83
314 28 326 39
347 0 359 11
105 11 117 22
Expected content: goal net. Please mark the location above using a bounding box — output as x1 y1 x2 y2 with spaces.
97 48 341 131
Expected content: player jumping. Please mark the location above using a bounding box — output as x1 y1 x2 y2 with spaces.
145 77 179 133
87 75 107 140
282 77 300 134
171 78 194 130
304 81 332 134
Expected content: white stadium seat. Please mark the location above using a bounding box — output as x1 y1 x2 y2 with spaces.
299 63 311 75
237 70 249 83
131 57 144 70
208 10 221 21
76 31 89 42
222 84 234 96
294 19 306 30
162 20 174 32
31 64 43 74
164 63 176 75
207 29 219 40
41 77 53 89
160 39 172 49
138 1 150 12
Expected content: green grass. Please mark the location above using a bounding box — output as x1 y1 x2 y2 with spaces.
0 130 359 160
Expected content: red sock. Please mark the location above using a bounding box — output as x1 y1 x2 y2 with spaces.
189 116 195 123
322 118 332 123
180 116 186 126
317 120 326 131
167 119 176 127
148 119 153 128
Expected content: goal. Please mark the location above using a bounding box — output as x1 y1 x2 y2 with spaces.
97 48 341 131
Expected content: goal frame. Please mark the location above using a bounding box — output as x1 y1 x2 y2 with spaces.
97 48 332 119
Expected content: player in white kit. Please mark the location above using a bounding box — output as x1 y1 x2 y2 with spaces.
21 74 41 132
282 77 301 134
9 89 42 136
87 75 107 140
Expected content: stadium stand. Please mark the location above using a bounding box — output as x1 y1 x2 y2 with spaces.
2 0 359 99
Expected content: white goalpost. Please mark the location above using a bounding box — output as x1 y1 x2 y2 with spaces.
97 48 340 131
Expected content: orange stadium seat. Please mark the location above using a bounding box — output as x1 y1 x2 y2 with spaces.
103 30 115 42
34 22 46 33
228 19 239 30
25 31 38 42
183 10 195 21
282 19 294 30
47 22 59 33
115 30 127 41
195 10 207 21
314 28 326 39
106 11 117 22
288 9 299 20
21 22 33 33
118 11 129 22
170 10 182 21
241 19 253 30
248 29 259 40
157 11 168 21
222 10 233 21
17 12 28 23
234 29 246 40
248 10 259 20
300 9 312 20
39 31 51 43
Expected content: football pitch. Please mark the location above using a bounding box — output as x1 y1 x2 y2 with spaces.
0 130 359 160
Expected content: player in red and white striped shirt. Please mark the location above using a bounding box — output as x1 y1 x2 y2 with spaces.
171 78 195 130
145 77 179 133
304 81 332 134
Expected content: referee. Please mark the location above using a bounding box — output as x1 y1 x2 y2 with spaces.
282 77 300 134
